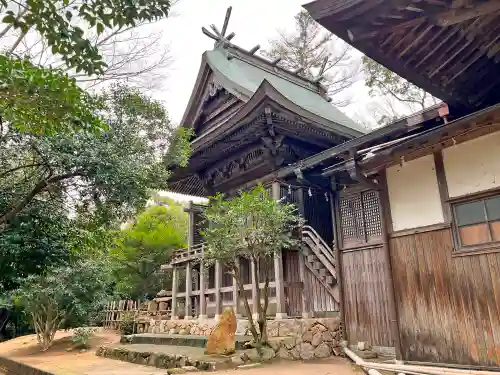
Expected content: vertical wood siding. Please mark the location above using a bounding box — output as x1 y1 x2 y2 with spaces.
342 246 394 347
283 251 339 315
283 251 303 316
305 268 339 312
390 228 500 366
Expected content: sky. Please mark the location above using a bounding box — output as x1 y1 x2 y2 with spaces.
152 0 375 127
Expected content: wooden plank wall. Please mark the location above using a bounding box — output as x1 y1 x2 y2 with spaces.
283 252 339 316
390 228 500 366
305 268 339 312
284 251 303 316
342 246 394 347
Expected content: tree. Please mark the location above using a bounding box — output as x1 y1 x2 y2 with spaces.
0 0 172 75
0 199 73 293
0 0 173 135
0 55 104 135
363 56 438 117
110 197 188 299
263 10 358 107
0 84 192 229
202 185 301 352
14 259 110 350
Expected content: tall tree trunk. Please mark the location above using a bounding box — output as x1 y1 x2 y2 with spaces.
231 266 259 342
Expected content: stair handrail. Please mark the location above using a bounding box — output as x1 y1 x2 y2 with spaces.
301 225 336 266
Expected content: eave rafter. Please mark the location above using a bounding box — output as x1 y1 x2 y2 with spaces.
305 0 500 110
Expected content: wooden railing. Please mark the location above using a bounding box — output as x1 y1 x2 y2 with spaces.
302 225 337 279
170 243 204 265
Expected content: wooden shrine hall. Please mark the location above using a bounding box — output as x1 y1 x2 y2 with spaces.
160 7 366 321
158 1 500 369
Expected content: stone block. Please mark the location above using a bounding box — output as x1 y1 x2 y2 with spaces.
324 317 341 332
282 336 296 350
322 331 333 342
182 366 199 372
277 347 292 360
353 349 377 360
266 320 280 337
268 337 283 352
302 330 313 343
167 368 187 374
205 307 237 355
298 342 314 360
278 319 303 337
311 332 323 347
238 363 262 369
357 341 371 351
314 342 331 358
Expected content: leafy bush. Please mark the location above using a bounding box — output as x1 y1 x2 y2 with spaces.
118 312 135 335
15 259 110 350
72 327 97 349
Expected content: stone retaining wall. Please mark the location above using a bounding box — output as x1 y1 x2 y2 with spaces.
0 355 54 375
147 317 343 360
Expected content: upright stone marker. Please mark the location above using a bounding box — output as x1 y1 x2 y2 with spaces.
205 307 237 355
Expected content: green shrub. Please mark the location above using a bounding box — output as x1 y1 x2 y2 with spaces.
72 327 97 348
118 312 135 335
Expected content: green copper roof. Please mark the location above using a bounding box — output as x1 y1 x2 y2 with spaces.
205 48 366 136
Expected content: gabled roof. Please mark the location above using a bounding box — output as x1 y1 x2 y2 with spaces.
181 44 365 138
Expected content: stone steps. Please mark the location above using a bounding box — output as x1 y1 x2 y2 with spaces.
96 343 235 372
123 333 252 350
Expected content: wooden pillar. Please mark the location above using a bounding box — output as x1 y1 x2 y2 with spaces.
298 251 312 318
251 259 259 317
186 201 195 248
272 182 287 319
171 266 178 319
199 261 207 320
378 170 403 360
215 260 222 319
233 257 241 317
273 251 287 319
185 262 192 320
332 180 346 337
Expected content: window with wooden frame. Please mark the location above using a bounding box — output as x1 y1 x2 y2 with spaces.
452 193 500 251
339 190 383 248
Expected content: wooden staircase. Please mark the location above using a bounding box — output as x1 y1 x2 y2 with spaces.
301 225 340 303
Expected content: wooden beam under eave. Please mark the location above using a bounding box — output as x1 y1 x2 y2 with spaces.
437 1 500 27
348 0 500 42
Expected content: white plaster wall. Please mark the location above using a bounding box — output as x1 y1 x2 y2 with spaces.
387 154 444 231
443 131 500 198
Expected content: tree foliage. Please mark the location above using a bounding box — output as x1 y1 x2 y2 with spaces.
0 0 172 75
363 56 438 116
0 0 173 135
0 199 74 293
0 55 103 135
110 197 188 299
0 84 192 229
14 259 110 350
202 185 301 350
263 10 358 107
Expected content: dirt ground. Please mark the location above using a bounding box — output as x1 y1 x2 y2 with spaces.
0 329 363 375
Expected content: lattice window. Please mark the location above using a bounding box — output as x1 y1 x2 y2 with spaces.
339 190 382 248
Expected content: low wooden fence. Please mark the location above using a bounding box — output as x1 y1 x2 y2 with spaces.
103 300 145 329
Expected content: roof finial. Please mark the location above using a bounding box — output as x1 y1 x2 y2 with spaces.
202 7 236 48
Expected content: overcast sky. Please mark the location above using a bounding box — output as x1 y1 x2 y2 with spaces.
154 0 375 127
